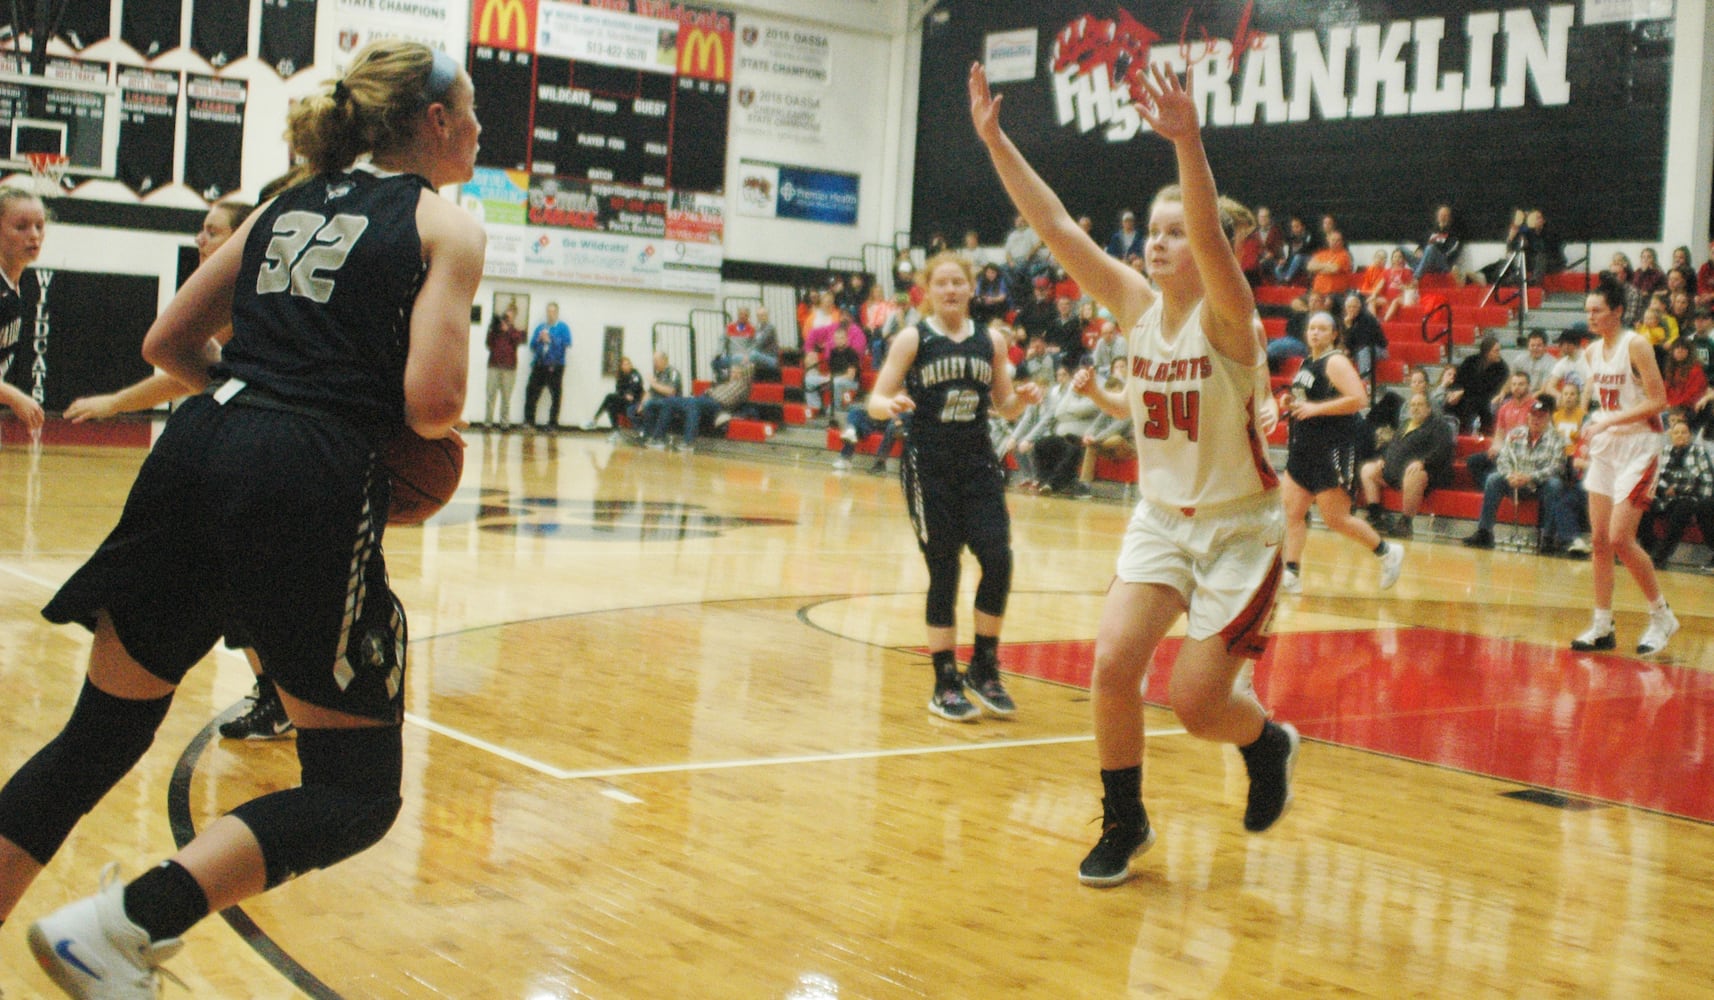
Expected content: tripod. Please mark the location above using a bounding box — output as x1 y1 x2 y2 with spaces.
1479 247 1530 312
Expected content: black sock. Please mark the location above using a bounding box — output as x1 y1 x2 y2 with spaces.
931 649 958 684
1285 561 1300 574
124 860 209 942
255 674 276 701
1373 540 1388 556
1100 766 1144 827
1367 502 1384 522
972 633 999 668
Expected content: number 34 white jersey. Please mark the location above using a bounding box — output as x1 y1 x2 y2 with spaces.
1125 298 1278 511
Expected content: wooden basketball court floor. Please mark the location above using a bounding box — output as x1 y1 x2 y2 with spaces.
1 429 1712 998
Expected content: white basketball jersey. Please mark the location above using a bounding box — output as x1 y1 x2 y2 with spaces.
1586 330 1662 434
1126 298 1278 509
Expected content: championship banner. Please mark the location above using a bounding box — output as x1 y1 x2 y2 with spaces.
328 0 454 72
913 0 1672 242
117 67 180 195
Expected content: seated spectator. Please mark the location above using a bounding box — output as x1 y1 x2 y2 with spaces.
1273 215 1317 284
1044 294 1084 357
839 272 871 319
1013 275 1059 340
1090 319 1126 372
1637 302 1674 353
861 283 901 344
1697 238 1714 310
1356 250 1389 299
1268 289 1329 372
1461 394 1570 551
1640 417 1714 565
1405 204 1464 281
1004 213 1048 291
1683 307 1714 379
1427 364 1457 416
834 408 909 475
1670 245 1698 295
1481 208 1565 285
1446 335 1509 433
971 262 1011 325
1662 337 1713 436
752 306 782 372
714 306 778 380
1610 252 1645 326
1467 370 1537 487
642 363 753 451
1358 393 1454 539
1001 363 1070 489
1341 292 1388 379
803 324 863 423
587 355 644 438
1105 209 1144 260
1668 286 1696 338
957 228 996 269
804 289 839 335
1234 211 1264 287
1075 393 1134 491
1631 247 1667 298
1027 358 1102 496
1504 329 1556 392
634 351 684 441
1306 231 1353 296
1253 205 1287 281
1014 334 1056 384
1547 325 1591 403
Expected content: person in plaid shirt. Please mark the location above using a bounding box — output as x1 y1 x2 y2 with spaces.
1463 394 1569 551
1640 417 1714 565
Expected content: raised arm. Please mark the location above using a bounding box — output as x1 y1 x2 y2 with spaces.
1133 63 1258 363
968 63 1152 328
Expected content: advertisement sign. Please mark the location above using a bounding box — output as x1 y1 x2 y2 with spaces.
462 166 723 291
737 159 857 226
983 28 1038 84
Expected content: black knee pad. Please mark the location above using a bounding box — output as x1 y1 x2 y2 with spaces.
923 547 961 628
228 725 403 889
969 534 1013 618
0 681 172 864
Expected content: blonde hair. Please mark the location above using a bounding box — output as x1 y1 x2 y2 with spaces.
0 186 43 221
281 40 446 189
915 251 974 290
1152 185 1237 243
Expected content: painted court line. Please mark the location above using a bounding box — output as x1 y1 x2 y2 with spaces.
4 562 1174 786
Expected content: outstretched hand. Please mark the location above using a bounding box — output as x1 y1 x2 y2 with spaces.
1134 63 1199 144
968 62 1004 146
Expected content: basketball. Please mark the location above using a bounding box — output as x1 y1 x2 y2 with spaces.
381 427 465 525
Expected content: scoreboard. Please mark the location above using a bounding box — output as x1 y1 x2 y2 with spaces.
463 0 733 293
467 0 731 194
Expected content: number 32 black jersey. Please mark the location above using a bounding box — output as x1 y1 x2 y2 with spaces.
218 167 431 431
905 318 996 462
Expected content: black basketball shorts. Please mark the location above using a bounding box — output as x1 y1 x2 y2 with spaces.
44 395 406 722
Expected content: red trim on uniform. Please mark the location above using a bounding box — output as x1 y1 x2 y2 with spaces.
1627 456 1659 508
1221 551 1280 659
1246 411 1279 491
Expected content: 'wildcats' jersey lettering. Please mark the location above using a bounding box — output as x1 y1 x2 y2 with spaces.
1131 354 1214 382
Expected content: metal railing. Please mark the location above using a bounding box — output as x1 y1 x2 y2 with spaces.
651 321 695 385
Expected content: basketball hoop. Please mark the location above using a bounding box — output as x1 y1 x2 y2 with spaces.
24 152 68 197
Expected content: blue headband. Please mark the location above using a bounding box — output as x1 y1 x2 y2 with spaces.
425 48 459 104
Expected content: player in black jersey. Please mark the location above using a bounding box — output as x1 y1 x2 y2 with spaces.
1279 310 1404 594
0 186 46 434
3 41 485 998
867 252 1041 722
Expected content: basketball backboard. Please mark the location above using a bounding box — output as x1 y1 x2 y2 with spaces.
0 62 119 179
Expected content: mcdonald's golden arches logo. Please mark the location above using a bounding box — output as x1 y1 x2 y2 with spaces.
677 26 731 82
472 0 537 52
